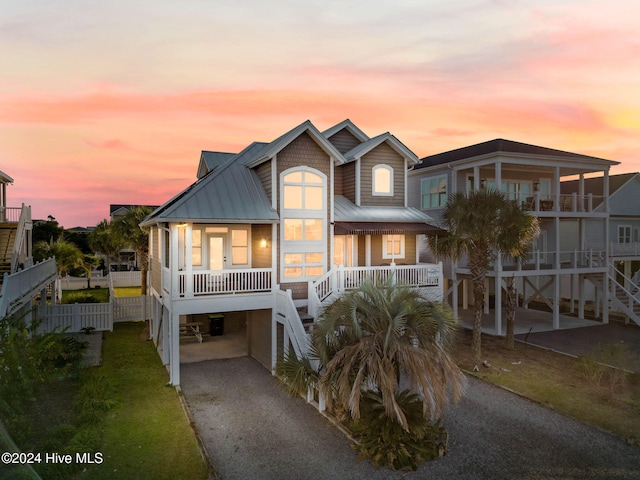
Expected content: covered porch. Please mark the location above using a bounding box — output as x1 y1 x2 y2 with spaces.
457 306 602 336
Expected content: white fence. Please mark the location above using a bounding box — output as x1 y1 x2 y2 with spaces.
113 295 152 323
110 271 142 288
34 302 112 334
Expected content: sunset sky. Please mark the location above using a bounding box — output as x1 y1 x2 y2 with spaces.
2 0 639 228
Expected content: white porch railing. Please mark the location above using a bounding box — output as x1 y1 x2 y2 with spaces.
0 206 23 223
10 204 31 273
498 249 607 270
308 263 443 319
514 192 603 213
275 289 310 359
179 268 272 297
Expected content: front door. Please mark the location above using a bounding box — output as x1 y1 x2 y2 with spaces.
209 235 226 270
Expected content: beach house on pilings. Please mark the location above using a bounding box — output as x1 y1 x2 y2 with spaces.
141 120 443 386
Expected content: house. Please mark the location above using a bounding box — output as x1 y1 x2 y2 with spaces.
562 172 640 323
141 120 443 386
407 138 632 334
0 169 57 322
110 204 158 270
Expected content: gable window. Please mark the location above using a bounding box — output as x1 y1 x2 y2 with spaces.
372 164 393 196
382 234 405 260
618 225 632 244
280 167 327 281
421 175 447 208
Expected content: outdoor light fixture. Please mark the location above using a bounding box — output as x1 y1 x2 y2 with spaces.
260 238 267 248
533 182 540 192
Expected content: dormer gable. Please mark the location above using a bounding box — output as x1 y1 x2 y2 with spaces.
322 119 370 154
246 120 345 169
344 132 419 165
197 151 236 179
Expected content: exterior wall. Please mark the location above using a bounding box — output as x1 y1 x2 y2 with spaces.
276 132 332 299
339 162 356 203
151 258 162 293
248 309 272 370
327 129 361 154
255 160 272 202
359 143 405 207
251 224 273 268
334 163 343 196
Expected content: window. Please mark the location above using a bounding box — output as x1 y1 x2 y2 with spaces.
372 164 393 196
421 175 447 208
280 167 327 281
619 225 632 244
164 230 170 268
192 229 202 266
382 234 405 260
231 229 248 265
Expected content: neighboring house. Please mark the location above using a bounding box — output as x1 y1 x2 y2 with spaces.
562 172 640 323
408 138 630 334
110 204 158 271
141 120 443 386
0 169 57 321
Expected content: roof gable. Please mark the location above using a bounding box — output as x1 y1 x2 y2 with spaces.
246 120 346 168
322 119 370 143
344 132 419 165
197 151 236 179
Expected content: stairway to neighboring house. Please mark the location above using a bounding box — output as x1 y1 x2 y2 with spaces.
0 224 17 287
608 262 640 327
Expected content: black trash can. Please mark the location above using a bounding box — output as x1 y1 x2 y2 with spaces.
208 313 224 336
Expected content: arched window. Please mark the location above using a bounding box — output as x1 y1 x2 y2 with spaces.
280 167 327 281
372 164 393 196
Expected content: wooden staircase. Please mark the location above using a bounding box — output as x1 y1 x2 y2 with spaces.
608 263 640 327
0 224 17 287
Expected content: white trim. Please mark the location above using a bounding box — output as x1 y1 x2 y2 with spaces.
382 234 405 260
355 158 361 205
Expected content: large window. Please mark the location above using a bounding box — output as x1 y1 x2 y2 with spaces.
421 175 447 208
231 229 248 265
372 164 393 196
281 167 327 281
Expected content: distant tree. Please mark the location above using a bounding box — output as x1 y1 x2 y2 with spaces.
34 237 82 280
65 230 92 254
79 254 101 288
32 218 64 247
89 220 125 273
112 207 152 295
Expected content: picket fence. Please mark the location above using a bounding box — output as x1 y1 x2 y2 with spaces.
35 271 150 334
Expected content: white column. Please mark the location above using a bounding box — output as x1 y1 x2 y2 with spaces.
495 276 502 335
169 310 180 385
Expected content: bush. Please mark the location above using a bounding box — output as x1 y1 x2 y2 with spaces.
576 343 633 397
349 390 448 471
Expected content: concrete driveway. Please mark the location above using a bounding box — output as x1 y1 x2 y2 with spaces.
180 356 640 480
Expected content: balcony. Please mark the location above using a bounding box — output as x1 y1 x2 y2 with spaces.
515 192 604 214
178 268 272 298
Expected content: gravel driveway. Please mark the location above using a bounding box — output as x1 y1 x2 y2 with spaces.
180 357 640 480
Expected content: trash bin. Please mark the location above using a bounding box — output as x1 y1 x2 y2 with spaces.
208 313 224 336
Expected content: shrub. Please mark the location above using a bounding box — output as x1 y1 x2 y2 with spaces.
576 343 633 397
350 390 448 471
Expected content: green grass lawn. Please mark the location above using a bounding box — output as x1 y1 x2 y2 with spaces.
62 288 110 303
112 287 142 297
76 323 209 480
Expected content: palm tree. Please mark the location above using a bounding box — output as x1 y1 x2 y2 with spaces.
112 207 152 295
499 199 540 350
88 220 125 274
428 189 539 363
34 237 82 279
280 278 465 432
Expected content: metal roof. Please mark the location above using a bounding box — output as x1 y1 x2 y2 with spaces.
142 142 278 225
334 195 435 223
0 170 14 184
197 151 236 179
416 138 617 170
